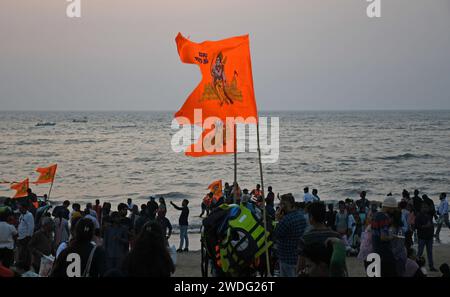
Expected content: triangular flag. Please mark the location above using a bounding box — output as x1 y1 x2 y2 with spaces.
11 178 29 199
33 164 57 184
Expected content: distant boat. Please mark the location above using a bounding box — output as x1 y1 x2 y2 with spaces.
112 124 137 128
72 118 88 123
36 122 56 127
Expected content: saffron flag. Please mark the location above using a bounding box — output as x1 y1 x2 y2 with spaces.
175 33 258 156
11 178 29 199
33 164 57 184
208 180 223 200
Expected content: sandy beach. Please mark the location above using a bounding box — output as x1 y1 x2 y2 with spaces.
174 243 450 277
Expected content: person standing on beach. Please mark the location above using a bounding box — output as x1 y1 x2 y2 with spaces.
265 186 276 219
371 196 399 277
422 194 437 221
412 190 423 214
103 212 129 272
303 187 314 203
415 203 438 272
250 184 262 200
199 193 213 217
156 211 172 245
402 189 411 202
158 197 167 217
312 189 320 201
171 199 189 253
0 209 17 268
435 193 450 242
134 206 150 235
231 182 242 204
51 218 105 277
16 202 34 269
121 221 175 277
356 191 370 212
274 194 307 277
297 202 340 276
25 188 38 216
52 200 71 221
70 203 82 222
147 197 159 220
28 217 54 273
101 202 111 224
325 203 337 230
127 198 135 211
224 182 232 200
93 199 102 226
54 210 70 250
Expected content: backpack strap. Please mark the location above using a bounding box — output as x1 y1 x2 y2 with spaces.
82 244 97 277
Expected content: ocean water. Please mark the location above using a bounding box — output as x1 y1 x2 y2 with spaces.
1 110 449 231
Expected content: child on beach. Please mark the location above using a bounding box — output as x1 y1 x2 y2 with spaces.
170 199 190 253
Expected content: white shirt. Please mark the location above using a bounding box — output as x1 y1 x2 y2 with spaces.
0 221 18 249
18 211 34 240
304 193 315 203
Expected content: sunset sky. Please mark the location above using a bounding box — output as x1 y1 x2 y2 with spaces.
1 0 449 111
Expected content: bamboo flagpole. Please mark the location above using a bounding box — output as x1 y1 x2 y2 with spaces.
233 123 237 204
46 179 55 202
256 121 271 276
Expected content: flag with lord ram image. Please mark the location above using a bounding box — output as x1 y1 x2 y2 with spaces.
174 33 258 157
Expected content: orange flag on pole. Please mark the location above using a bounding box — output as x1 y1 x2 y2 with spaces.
33 164 57 184
175 33 258 156
208 180 223 200
11 178 29 198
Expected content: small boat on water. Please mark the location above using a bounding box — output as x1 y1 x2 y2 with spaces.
36 122 56 127
112 124 137 128
72 117 88 123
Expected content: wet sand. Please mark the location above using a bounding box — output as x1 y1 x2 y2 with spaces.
173 243 450 277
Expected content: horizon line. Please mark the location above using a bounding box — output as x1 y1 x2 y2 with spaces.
1 108 450 112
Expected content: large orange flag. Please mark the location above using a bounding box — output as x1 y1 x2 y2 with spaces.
208 180 223 200
175 33 258 156
33 164 57 184
11 178 29 199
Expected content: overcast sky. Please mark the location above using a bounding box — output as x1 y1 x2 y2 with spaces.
1 0 449 111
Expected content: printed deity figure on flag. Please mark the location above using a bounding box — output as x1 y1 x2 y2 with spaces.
174 33 258 157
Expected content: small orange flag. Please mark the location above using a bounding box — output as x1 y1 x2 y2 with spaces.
34 164 57 184
11 178 29 199
175 33 258 157
208 180 223 200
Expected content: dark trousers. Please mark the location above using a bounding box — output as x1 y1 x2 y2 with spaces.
417 238 434 268
199 203 209 217
0 248 14 268
16 237 32 270
435 214 450 238
405 230 413 249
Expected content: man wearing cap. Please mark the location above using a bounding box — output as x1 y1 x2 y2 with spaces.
371 196 399 277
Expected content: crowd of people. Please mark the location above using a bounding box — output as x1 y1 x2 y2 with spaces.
0 185 449 278
199 184 449 277
0 190 181 277
274 188 450 277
